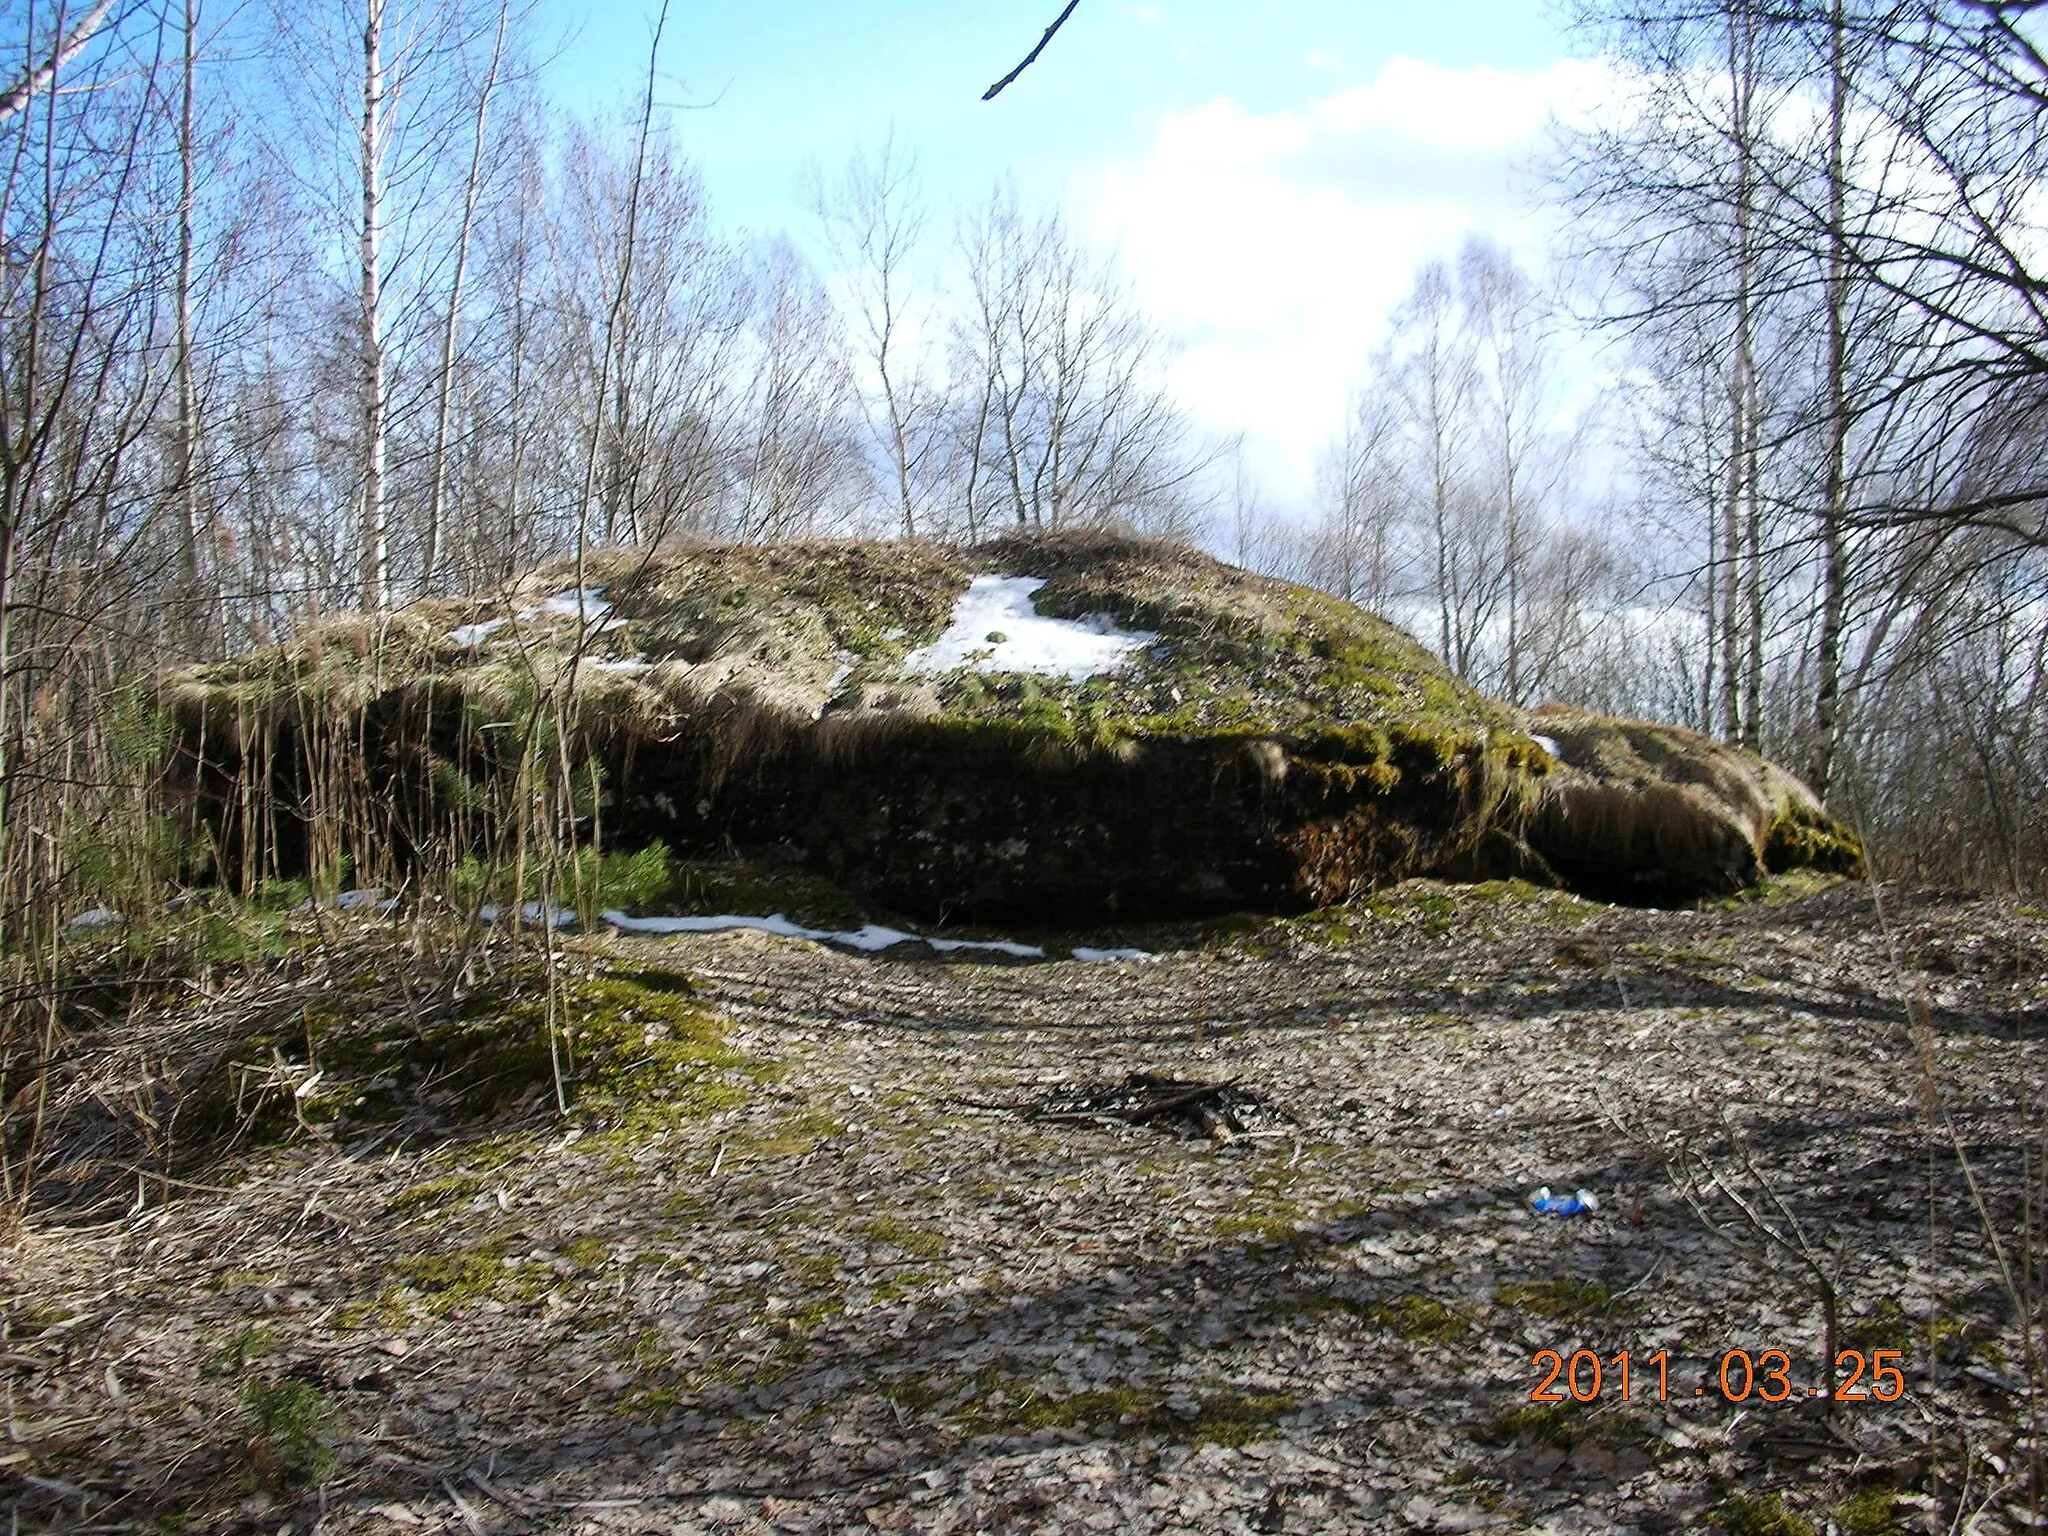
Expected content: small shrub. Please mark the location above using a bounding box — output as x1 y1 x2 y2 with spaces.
243 1377 339 1484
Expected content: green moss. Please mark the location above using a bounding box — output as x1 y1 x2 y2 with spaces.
386 1173 485 1216
866 1267 937 1304
201 966 752 1151
1711 1491 1815 1536
1181 1390 1300 1446
1495 1278 1618 1319
1844 1299 1912 1353
1763 802 1863 877
1365 885 1462 934
242 1377 339 1485
483 972 755 1133
1491 1402 1585 1449
1364 1293 1472 1345
200 1323 282 1380
860 1215 947 1258
391 1236 548 1310
780 1296 845 1337
5 1301 75 1337
884 1376 943 1415
1833 1488 1900 1536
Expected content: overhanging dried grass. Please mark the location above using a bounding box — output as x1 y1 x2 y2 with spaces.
1523 707 1859 901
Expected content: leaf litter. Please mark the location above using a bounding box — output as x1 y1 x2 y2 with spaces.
5 876 2047 1533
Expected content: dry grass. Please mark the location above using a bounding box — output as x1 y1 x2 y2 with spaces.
1522 706 1862 903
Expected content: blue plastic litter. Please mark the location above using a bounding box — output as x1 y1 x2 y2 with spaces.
1528 1186 1600 1216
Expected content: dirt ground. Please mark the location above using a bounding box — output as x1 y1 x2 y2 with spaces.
7 876 2046 1534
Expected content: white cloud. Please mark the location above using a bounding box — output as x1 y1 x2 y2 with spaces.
1078 56 1622 507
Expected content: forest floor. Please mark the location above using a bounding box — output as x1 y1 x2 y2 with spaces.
7 874 2048 1535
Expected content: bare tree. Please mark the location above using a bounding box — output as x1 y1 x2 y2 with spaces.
268 0 507 609
1311 389 1400 612
553 115 747 550
1808 0 1853 792
728 241 860 543
954 189 1209 537
1459 237 1574 702
809 137 945 540
1385 259 1485 672
0 0 116 127
422 0 514 594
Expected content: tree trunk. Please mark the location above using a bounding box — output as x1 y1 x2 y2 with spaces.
1812 0 1851 796
425 0 507 595
358 0 389 611
0 0 116 126
577 3 666 562
174 0 206 650
1723 0 1758 747
878 286 917 539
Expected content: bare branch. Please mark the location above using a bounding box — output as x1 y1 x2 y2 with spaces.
983 0 1080 101
0 0 119 127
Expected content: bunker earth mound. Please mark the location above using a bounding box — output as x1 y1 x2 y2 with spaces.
166 532 1856 915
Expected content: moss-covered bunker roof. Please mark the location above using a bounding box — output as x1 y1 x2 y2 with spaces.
171 531 1511 759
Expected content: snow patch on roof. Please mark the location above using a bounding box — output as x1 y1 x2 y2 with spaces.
448 586 622 648
528 588 614 624
903 576 1156 682
448 617 507 649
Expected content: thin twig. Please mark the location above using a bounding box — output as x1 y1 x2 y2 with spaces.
983 1 1081 100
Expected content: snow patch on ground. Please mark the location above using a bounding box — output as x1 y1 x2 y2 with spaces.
929 936 1048 959
600 909 1051 961
479 902 579 929
64 906 122 933
599 909 1157 964
903 576 1156 682
1531 734 1562 760
601 912 822 940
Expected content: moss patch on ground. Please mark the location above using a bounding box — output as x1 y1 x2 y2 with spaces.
1494 1277 1620 1319
197 962 752 1150
1364 1293 1473 1346
1712 1490 1817 1536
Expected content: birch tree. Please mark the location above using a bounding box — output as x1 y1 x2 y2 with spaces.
810 137 946 539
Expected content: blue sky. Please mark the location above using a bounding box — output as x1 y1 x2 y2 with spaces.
541 1 1601 507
